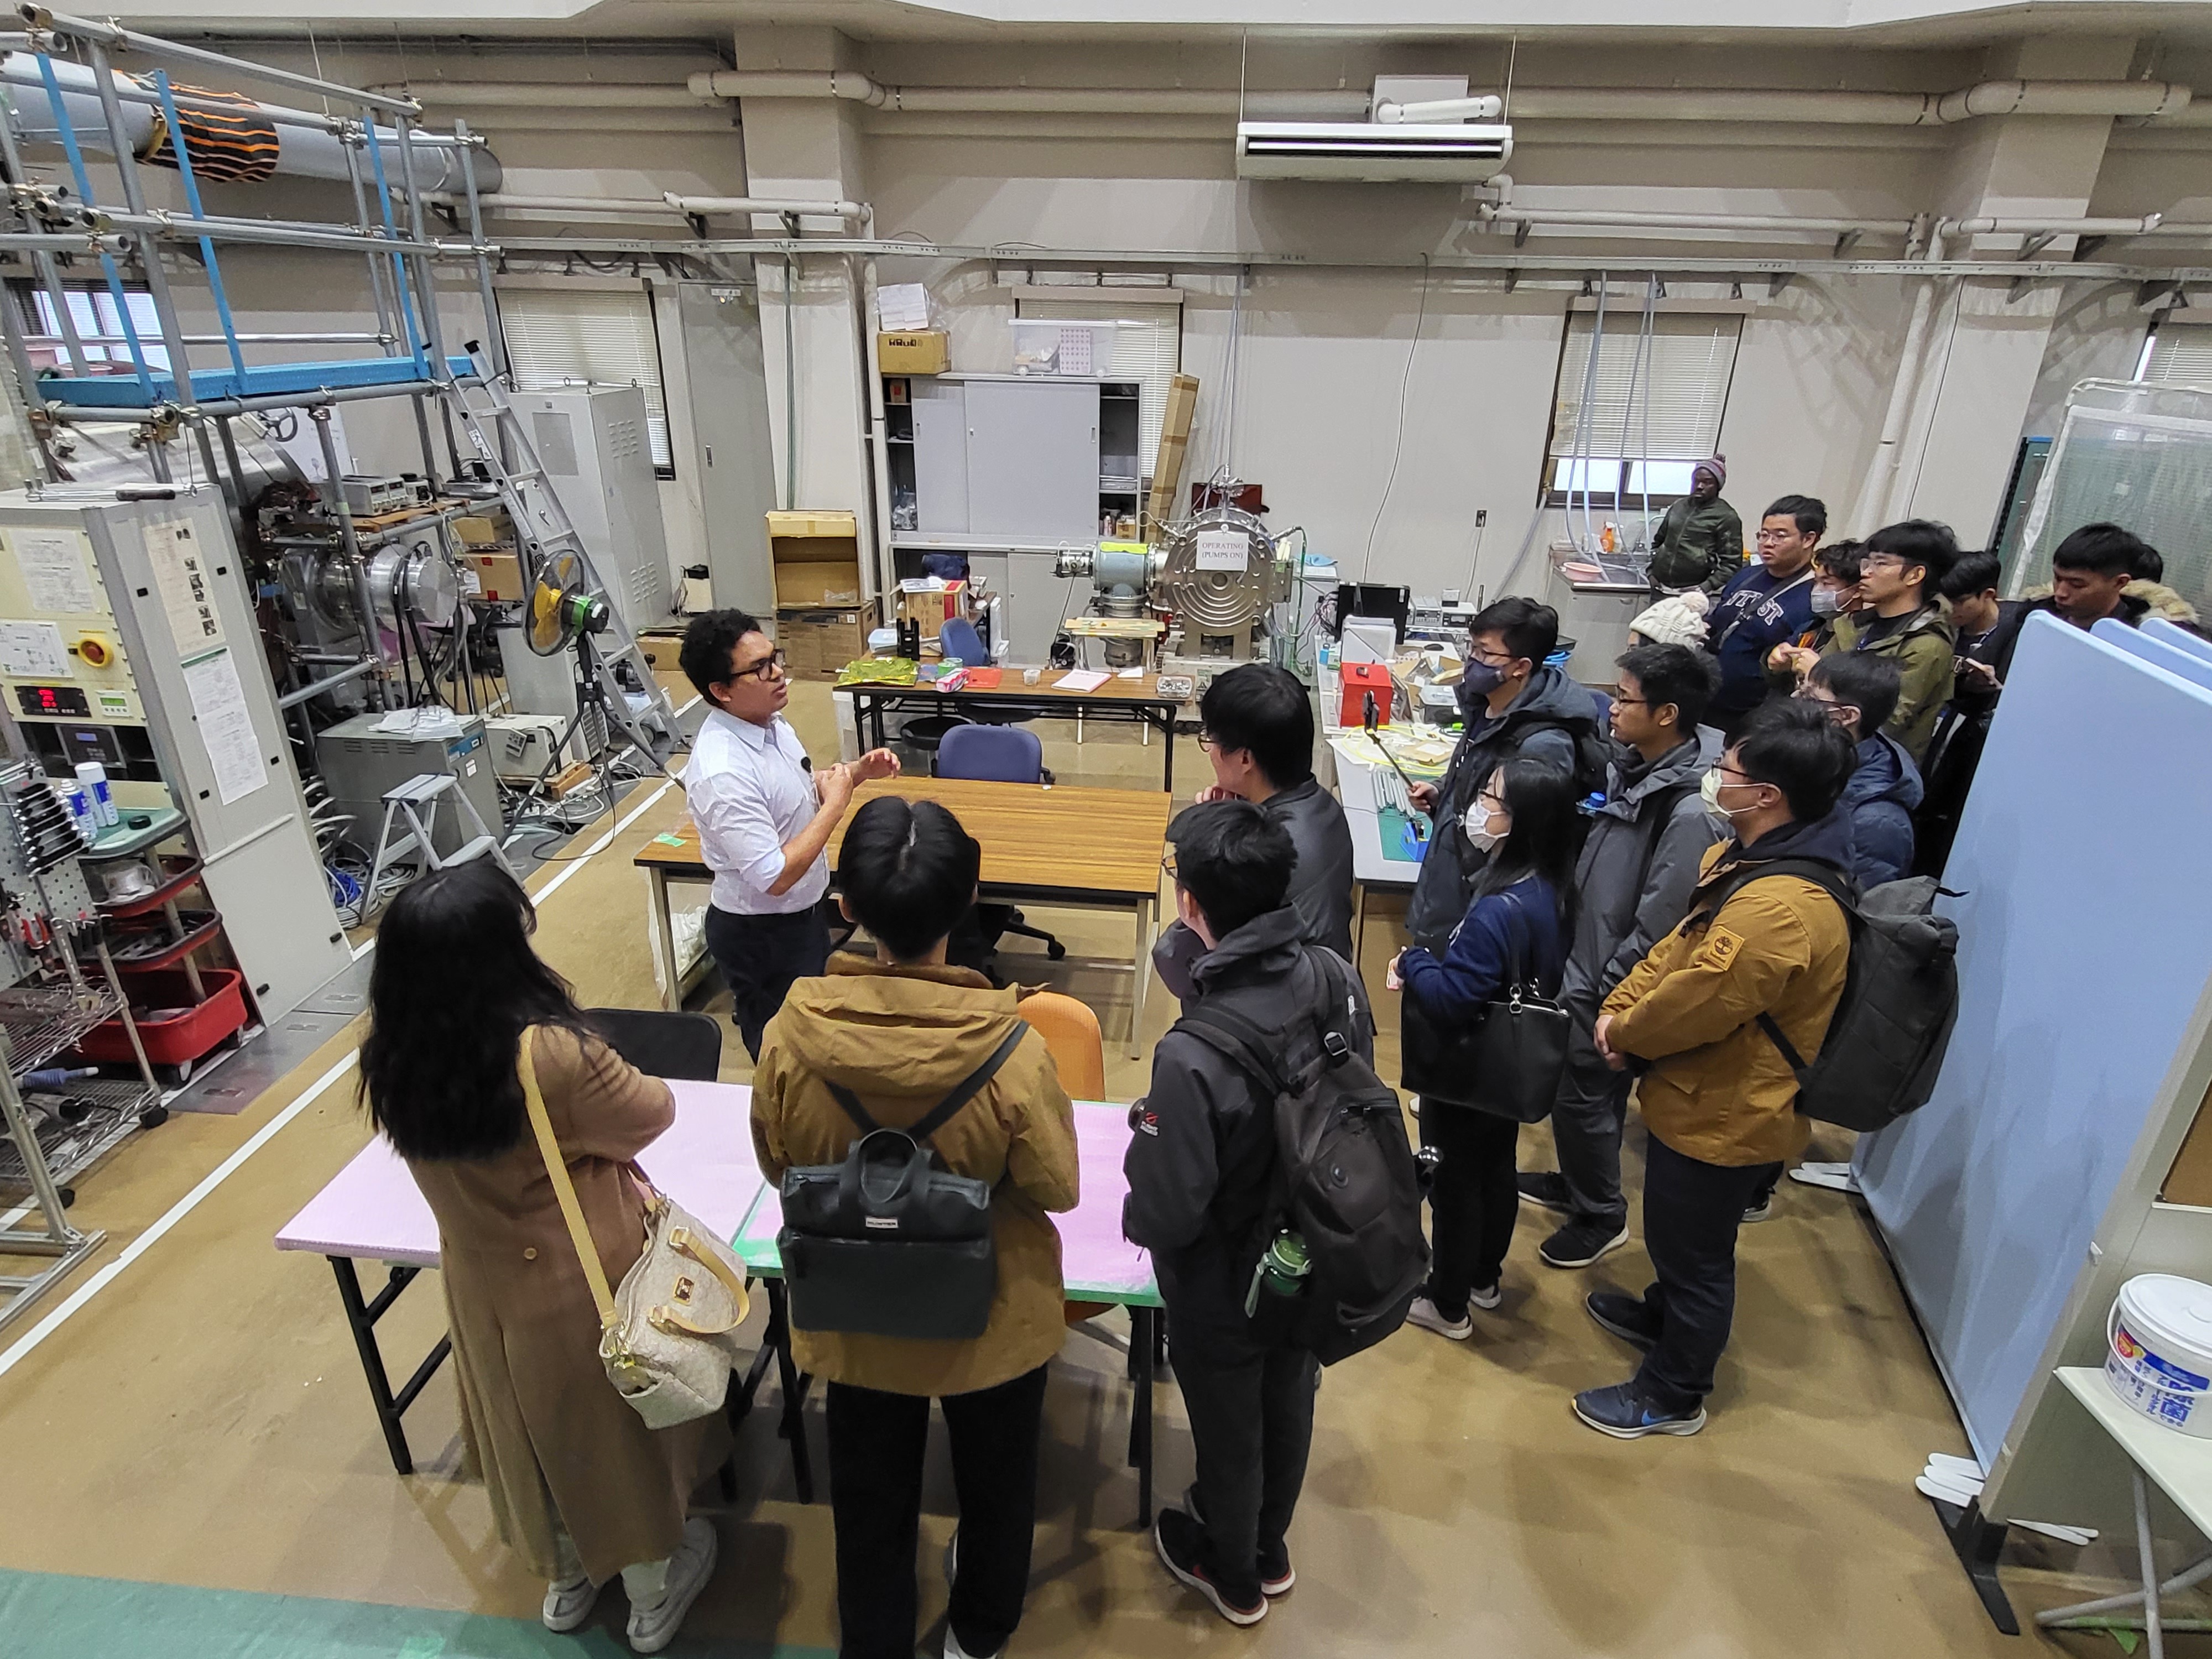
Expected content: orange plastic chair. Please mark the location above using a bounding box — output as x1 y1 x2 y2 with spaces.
1022 990 1106 1102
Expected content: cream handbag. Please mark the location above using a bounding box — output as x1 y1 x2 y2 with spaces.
519 1034 752 1430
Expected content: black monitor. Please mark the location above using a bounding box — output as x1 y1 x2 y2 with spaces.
1335 583 1410 644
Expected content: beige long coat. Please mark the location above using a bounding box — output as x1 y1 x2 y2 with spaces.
407 1025 714 1585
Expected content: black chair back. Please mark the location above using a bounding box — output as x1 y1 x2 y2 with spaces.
586 1006 724 1082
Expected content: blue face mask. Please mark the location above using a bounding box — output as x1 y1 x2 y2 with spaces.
1457 659 1507 719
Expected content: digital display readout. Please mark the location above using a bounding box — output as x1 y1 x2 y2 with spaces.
14 684 90 718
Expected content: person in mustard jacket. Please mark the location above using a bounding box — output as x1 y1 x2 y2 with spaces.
752 795 1078 1659
1573 700 1856 1440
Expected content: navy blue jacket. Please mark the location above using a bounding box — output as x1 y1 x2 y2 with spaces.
1705 562 1820 724
1399 872 1566 1024
1841 733 1924 888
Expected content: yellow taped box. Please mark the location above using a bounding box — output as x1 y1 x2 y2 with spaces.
768 509 865 608
779 600 880 681
877 330 951 375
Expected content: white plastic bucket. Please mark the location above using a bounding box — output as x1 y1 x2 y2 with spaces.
2106 1274 2212 1436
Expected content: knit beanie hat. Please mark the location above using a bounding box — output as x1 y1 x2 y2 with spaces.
1627 590 1712 651
1693 454 1727 489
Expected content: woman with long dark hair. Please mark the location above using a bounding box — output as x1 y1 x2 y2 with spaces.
1387 757 1579 1339
361 860 718 1654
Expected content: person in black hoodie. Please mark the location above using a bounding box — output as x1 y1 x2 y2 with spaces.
1915 550 2023 878
1405 597 1601 953
1124 799 1375 1629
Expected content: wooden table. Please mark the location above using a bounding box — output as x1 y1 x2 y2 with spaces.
634 776 1171 1056
845 671 1187 791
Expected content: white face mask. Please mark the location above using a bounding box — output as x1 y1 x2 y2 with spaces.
1810 586 1841 618
1703 771 1771 823
1464 800 1506 852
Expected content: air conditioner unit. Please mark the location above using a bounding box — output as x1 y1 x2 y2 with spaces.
1234 121 1514 184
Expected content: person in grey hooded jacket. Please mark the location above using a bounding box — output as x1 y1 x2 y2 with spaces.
1152 664 1355 1005
1406 598 1602 951
1520 644 1728 1270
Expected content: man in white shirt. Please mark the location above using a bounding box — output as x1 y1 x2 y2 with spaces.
680 609 899 1056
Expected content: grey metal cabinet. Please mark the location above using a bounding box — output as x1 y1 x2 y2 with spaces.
910 378 971 534
964 379 1099 543
678 282 778 614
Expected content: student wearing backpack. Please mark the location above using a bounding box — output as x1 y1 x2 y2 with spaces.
750 797 1079 1659
1125 799 1380 1627
1798 653 1922 889
1405 597 1604 953
1389 758 1578 1337
1519 644 1727 1270
1576 700 1855 1438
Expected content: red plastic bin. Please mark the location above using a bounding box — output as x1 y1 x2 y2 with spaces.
72 967 249 1068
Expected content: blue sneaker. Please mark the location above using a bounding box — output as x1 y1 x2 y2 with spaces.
1572 1380 1707 1439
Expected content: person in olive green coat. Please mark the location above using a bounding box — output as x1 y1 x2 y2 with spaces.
1775 519 1958 764
1648 455 1745 596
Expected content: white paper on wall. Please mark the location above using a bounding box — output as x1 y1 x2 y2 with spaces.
181 646 267 806
144 517 224 653
11 528 97 614
0 619 70 677
1195 531 1248 572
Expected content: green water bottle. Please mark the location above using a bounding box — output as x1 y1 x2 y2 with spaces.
1244 1230 1312 1318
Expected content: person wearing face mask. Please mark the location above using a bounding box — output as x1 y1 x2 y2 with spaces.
1799 654 1920 889
1764 541 1863 697
1404 597 1602 956
1702 495 1824 738
1573 699 1856 1439
1387 759 1578 1338
1647 455 1745 597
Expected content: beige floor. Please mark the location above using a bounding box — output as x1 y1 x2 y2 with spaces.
0 674 2156 1655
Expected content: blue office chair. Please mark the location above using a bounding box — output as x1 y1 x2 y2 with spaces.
941 615 989 666
890 614 994 760
933 724 1066 971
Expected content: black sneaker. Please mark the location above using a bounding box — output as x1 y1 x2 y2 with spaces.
1154 1509 1267 1625
1517 1171 1573 1214
1572 1379 1707 1439
1540 1218 1631 1270
1183 1486 1293 1595
1584 1290 1661 1351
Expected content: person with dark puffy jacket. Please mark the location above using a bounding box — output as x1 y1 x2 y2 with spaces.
1801 654 1922 888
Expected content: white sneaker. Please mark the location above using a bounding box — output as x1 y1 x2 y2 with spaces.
1469 1282 1503 1311
627 1518 718 1654
1405 1295 1473 1340
542 1573 599 1633
945 1626 999 1659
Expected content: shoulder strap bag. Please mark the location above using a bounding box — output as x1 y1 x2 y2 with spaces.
520 1031 752 1431
1399 889 1574 1124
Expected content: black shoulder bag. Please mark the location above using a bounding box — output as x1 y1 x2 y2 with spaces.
777 1024 1027 1340
1399 889 1573 1124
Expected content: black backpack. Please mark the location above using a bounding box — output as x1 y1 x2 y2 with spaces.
1172 952 1429 1366
776 1024 1027 1340
1703 860 1961 1133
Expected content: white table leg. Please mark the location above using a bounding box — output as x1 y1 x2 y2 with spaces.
1128 894 1156 1060
646 868 678 1012
2139 1467 2167 1659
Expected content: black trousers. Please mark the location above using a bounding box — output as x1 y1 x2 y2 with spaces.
825 1364 1050 1659
1420 1100 1522 1315
1632 1135 1782 1412
1550 1010 1633 1231
703 902 831 1059
1168 1314 1319 1609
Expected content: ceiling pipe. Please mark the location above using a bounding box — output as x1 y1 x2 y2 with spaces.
1941 213 2171 236
685 70 2194 127
444 190 868 225
1481 205 1916 236
373 81 714 109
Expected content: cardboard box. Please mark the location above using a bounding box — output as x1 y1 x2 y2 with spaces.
453 514 507 547
460 550 525 603
877 330 951 375
779 601 879 681
769 509 865 608
895 579 969 640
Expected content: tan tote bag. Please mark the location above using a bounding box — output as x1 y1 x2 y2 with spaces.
519 1032 752 1430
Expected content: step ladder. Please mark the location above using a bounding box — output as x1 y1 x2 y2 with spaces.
438 345 680 774
363 772 518 915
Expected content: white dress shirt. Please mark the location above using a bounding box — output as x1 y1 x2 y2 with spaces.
685 708 830 915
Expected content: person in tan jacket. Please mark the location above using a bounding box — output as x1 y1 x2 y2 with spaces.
1574 700 1856 1440
360 861 719 1655
752 795 1079 1659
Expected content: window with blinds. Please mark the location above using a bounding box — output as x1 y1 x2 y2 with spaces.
1013 293 1182 469
1545 311 1741 505
2145 322 2212 389
496 285 674 476
14 281 171 371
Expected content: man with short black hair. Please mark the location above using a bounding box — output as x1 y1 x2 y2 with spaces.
1125 799 1375 1628
1703 494 1824 737
679 609 899 1057
1405 596 1601 952
1153 664 1355 1003
1778 519 1957 764
1575 699 1855 1439
1521 643 1728 1270
1802 654 1921 888
1916 550 2023 877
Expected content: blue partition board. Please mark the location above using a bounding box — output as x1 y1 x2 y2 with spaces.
1855 612 2212 1463
2095 617 2212 696
2142 615 2212 665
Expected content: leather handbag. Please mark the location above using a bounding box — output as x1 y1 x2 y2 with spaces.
519 1032 752 1431
1399 889 1573 1124
777 1024 1026 1341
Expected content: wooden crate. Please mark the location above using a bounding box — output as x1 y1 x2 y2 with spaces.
1146 373 1201 535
